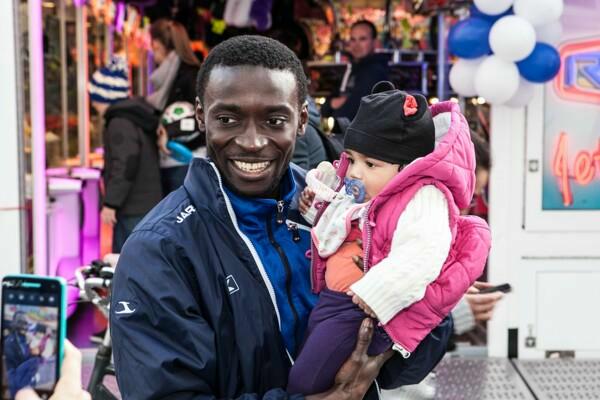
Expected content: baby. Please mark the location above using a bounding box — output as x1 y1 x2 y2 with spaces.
288 82 491 394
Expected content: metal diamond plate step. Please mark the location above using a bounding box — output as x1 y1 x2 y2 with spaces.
433 358 534 400
513 359 600 400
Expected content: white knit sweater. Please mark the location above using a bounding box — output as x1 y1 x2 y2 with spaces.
350 185 452 324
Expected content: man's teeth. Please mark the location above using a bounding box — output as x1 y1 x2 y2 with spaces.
233 160 271 173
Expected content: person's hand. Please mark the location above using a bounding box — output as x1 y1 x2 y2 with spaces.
346 290 377 318
101 206 117 225
16 340 91 400
330 96 348 110
306 319 393 400
157 125 171 155
299 188 316 214
351 239 364 270
465 281 504 322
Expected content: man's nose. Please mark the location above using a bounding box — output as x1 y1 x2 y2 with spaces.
234 122 268 151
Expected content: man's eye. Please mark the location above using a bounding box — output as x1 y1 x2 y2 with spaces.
267 118 285 126
217 116 236 124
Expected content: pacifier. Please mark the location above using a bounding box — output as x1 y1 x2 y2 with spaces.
344 178 367 203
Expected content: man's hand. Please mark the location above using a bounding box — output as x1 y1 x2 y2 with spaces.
101 206 117 225
307 319 393 400
465 281 504 322
300 188 316 214
157 125 171 155
16 340 91 400
346 290 377 318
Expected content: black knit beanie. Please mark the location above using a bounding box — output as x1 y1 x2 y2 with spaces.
344 81 435 165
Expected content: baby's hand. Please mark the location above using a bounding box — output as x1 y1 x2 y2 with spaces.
299 188 316 214
347 290 377 319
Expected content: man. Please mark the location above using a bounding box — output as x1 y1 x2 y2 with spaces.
323 20 389 121
110 35 451 400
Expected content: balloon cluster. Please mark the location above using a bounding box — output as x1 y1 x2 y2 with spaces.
448 0 563 107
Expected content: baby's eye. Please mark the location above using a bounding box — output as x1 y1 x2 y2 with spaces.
348 158 354 164
366 161 375 168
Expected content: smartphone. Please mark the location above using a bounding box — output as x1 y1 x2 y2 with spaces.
1 275 67 399
478 283 512 294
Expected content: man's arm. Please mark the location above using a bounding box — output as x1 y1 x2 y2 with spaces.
377 315 453 389
110 229 302 400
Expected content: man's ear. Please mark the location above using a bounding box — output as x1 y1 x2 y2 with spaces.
298 101 309 137
196 96 206 131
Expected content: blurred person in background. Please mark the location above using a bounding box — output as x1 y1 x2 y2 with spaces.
322 20 389 121
89 57 162 253
149 18 202 194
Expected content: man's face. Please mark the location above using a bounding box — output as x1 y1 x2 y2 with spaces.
349 24 376 61
197 65 308 198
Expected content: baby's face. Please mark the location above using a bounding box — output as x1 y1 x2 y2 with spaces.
345 149 400 202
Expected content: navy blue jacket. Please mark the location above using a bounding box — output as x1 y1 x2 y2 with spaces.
110 158 452 399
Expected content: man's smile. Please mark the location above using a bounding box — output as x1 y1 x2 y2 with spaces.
229 158 277 181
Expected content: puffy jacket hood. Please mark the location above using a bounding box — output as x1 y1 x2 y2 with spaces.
337 101 475 211
104 97 159 134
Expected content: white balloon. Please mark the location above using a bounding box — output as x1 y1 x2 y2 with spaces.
489 16 536 62
505 79 537 107
474 56 520 104
450 58 485 97
514 0 564 27
536 20 563 46
474 0 513 16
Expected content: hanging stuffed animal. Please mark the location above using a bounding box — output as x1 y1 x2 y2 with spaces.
224 0 252 27
250 0 274 31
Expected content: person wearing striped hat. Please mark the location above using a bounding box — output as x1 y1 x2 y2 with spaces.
88 55 130 111
89 57 163 252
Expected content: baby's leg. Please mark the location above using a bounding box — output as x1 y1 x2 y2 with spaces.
288 289 392 395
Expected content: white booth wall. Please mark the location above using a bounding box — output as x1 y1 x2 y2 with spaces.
0 0 24 278
488 0 600 358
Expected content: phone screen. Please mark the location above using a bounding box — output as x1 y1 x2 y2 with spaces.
1 277 63 399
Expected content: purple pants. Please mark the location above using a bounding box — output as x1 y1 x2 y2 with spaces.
288 289 392 395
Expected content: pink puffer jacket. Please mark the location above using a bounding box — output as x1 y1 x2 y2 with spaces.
311 101 491 355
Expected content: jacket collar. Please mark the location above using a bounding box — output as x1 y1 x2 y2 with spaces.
183 158 302 223
224 168 297 226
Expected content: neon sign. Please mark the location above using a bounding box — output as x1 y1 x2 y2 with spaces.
552 132 600 206
554 38 600 104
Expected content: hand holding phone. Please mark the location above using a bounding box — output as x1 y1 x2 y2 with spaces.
1 275 66 399
477 283 512 294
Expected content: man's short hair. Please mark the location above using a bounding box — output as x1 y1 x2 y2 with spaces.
196 35 308 107
351 20 378 40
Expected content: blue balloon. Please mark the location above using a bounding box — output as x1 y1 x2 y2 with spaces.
167 141 193 164
516 42 561 83
470 5 513 21
448 17 493 59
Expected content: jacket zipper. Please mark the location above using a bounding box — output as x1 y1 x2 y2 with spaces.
208 162 294 364
362 203 373 272
266 210 301 354
276 200 285 224
287 222 301 242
